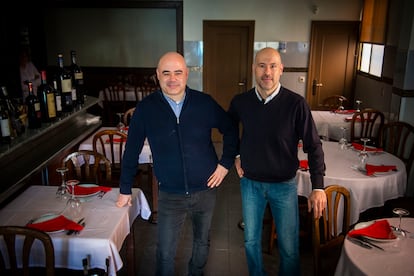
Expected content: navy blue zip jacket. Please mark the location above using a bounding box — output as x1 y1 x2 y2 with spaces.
120 87 238 195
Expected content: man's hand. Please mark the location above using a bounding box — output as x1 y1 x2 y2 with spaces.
207 164 228 188
308 189 327 218
116 194 132 207
234 157 244 178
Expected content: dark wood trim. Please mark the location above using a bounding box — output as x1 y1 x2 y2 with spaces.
284 67 308 72
392 86 414 97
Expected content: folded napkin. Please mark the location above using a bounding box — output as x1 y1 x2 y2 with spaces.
348 219 396 239
352 143 383 152
345 116 360 122
27 215 84 232
105 138 127 143
299 160 309 170
365 164 397 176
334 109 356 114
69 185 112 196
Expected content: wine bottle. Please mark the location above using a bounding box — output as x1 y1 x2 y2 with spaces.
38 70 57 122
1 86 24 136
25 81 42 129
0 100 12 144
70 50 85 105
56 53 73 112
53 79 63 117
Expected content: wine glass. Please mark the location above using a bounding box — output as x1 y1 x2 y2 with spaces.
392 208 410 234
358 137 370 169
355 100 362 112
338 127 348 150
116 112 125 130
66 179 82 220
338 98 345 111
56 167 69 200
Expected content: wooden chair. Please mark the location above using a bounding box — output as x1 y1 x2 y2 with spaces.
123 107 136 126
268 196 311 253
380 121 414 217
62 150 112 186
320 95 348 110
102 84 127 126
350 108 385 147
92 129 128 176
312 185 351 276
0 226 55 276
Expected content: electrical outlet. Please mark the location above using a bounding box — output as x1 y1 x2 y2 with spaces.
299 76 305 83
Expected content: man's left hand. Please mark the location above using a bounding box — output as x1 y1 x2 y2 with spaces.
207 164 228 188
308 189 327 218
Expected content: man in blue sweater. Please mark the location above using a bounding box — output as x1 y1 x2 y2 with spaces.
228 47 327 276
116 52 238 275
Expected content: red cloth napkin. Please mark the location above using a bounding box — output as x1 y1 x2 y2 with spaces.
351 143 383 152
27 215 84 232
334 109 356 114
105 138 127 143
365 164 397 176
345 116 360 122
69 185 112 196
299 160 309 170
348 220 396 239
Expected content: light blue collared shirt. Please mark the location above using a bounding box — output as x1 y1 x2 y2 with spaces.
163 92 186 118
255 83 281 104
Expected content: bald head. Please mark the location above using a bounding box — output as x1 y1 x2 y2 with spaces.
253 47 284 97
156 52 189 101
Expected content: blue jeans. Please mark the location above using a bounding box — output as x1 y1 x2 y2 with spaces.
156 188 217 276
241 177 300 276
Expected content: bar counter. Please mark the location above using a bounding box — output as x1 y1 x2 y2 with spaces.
0 96 102 206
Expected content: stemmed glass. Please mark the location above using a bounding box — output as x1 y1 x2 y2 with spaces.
355 100 362 112
338 127 348 150
358 137 370 169
392 208 410 234
116 112 125 130
56 167 69 200
338 98 345 111
66 179 82 220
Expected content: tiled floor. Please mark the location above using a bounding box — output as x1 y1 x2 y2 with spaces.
119 167 316 276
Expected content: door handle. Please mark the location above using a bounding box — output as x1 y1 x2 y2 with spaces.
312 80 323 95
238 82 246 86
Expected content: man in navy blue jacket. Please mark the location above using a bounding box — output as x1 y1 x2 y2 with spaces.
117 52 238 275
228 47 327 276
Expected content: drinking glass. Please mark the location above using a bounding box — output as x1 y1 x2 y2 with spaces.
392 208 410 234
338 127 348 150
355 100 362 112
338 98 345 111
56 167 69 200
116 112 125 130
66 179 82 220
358 137 370 169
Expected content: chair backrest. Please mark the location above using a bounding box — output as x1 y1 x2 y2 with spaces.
62 150 112 185
350 108 385 147
312 185 351 276
92 129 128 171
123 107 136 126
0 226 55 276
379 121 414 179
321 95 348 110
102 84 127 126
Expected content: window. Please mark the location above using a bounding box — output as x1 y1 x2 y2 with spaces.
358 43 384 77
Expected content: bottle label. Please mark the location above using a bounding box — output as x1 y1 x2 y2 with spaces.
34 102 41 112
74 72 83 80
1 118 11 136
46 93 57 117
55 95 62 112
72 88 77 101
61 79 72 93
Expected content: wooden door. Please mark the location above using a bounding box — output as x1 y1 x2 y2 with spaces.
307 21 360 110
203 20 254 142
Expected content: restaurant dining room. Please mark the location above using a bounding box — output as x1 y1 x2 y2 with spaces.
1 0 414 275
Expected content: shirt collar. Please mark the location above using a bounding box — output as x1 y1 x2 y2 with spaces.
255 83 281 104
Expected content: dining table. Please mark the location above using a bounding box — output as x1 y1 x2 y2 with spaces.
0 185 151 276
78 126 158 223
311 110 358 141
334 217 414 276
297 141 407 226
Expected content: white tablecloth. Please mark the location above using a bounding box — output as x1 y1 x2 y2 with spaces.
0 186 151 275
78 127 152 164
297 141 407 225
335 217 414 276
311 110 354 141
